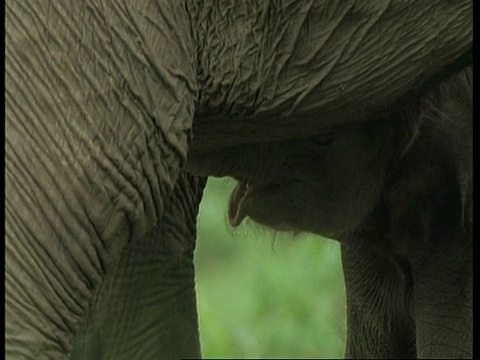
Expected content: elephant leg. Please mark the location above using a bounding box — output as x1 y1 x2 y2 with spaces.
410 218 472 359
71 172 206 360
6 2 198 357
341 242 416 359
386 184 472 359
383 69 472 358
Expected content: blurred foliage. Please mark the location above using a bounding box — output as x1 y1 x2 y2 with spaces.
195 178 346 358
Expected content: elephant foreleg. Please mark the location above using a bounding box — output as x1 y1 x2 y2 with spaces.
341 242 416 359
71 172 206 360
411 226 472 359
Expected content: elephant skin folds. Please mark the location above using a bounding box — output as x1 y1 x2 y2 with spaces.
186 68 472 358
71 172 206 359
6 1 199 358
191 0 471 152
5 0 472 358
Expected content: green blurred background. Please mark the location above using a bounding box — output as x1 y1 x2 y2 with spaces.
194 178 347 358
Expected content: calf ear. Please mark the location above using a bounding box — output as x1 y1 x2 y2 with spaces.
430 67 472 227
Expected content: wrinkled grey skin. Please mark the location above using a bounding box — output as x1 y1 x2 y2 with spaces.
5 1 471 359
186 68 472 358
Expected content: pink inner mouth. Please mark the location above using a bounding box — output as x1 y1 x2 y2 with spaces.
228 180 250 226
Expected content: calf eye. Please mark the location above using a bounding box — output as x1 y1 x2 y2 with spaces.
308 129 337 147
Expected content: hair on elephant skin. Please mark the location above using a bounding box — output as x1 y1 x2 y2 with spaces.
6 0 471 358
186 67 472 358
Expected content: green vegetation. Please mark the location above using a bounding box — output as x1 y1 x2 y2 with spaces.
195 178 347 358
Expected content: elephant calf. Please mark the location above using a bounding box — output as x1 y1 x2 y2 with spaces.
186 67 472 358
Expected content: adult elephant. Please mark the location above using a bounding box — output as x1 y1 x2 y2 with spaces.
5 1 471 359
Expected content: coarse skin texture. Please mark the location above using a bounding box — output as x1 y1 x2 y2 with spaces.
5 0 472 358
186 67 472 358
190 0 472 152
6 1 198 358
71 171 206 359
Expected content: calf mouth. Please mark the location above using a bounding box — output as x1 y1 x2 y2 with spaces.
228 179 253 227
227 178 292 227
